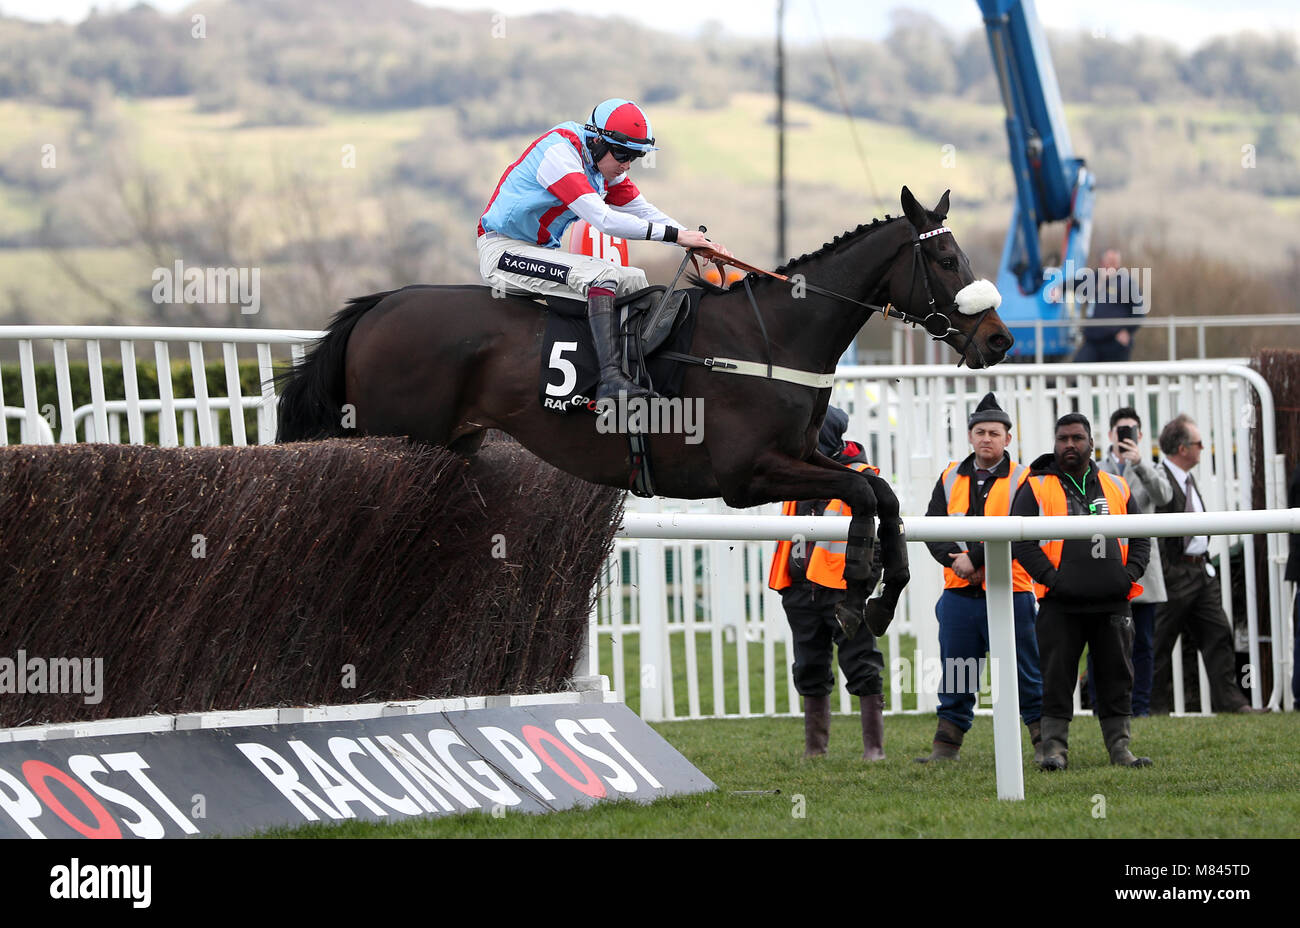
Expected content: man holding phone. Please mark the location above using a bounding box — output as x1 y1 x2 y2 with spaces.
1094 407 1172 716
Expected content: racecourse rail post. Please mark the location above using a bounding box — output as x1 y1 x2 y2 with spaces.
983 539 1023 801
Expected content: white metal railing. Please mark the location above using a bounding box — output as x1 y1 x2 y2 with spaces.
73 397 271 445
614 508 1300 801
589 360 1284 730
891 313 1300 365
2 406 55 444
0 325 319 447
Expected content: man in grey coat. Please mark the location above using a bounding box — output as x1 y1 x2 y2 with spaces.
1089 407 1171 716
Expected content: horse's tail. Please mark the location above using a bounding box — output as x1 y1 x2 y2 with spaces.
274 290 396 442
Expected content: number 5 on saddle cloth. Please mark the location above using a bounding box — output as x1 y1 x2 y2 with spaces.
537 286 701 414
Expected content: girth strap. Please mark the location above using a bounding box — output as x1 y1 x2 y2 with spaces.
655 351 835 389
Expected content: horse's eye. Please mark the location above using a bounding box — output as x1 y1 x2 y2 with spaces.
940 257 957 271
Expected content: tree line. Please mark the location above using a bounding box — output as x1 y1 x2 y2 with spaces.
0 1 1296 119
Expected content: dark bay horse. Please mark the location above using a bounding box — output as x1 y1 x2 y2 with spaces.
276 187 1013 637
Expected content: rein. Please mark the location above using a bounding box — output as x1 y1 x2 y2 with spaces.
662 225 991 386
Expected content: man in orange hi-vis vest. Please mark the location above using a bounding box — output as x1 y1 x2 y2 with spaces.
769 407 886 761
918 393 1043 764
1011 412 1152 771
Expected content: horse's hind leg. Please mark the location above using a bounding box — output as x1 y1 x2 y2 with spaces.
863 472 909 636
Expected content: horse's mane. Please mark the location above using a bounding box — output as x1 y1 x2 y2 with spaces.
689 214 904 295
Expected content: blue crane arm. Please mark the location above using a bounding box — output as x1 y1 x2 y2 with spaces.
977 0 1096 359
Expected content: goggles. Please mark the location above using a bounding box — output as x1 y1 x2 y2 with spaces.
609 146 644 163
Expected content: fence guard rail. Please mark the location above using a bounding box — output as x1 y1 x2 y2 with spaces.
618 509 1300 801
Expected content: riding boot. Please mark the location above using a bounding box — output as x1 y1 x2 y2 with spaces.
802 695 831 758
860 694 886 761
1038 716 1070 771
1100 715 1153 767
1027 719 1044 766
914 718 963 763
587 289 654 401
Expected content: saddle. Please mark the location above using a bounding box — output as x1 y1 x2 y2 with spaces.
543 286 692 380
537 286 699 406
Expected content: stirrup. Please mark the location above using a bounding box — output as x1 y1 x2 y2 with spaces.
596 376 657 402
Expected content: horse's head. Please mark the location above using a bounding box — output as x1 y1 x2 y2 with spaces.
881 187 1013 369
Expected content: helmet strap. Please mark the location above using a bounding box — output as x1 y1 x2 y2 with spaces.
585 133 609 164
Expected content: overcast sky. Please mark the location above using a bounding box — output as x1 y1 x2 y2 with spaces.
1 0 1296 50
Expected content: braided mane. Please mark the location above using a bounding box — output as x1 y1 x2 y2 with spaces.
691 214 905 294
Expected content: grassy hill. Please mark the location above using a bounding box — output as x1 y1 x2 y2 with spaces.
1 85 1297 349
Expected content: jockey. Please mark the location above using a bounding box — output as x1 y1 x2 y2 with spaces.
477 98 730 401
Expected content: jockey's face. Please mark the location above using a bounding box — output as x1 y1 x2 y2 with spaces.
596 150 630 184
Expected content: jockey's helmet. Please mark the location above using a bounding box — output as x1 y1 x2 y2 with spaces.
584 99 658 161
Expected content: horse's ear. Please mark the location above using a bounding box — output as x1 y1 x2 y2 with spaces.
900 186 927 231
934 190 951 220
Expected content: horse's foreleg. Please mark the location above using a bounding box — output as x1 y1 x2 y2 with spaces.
729 452 878 640
863 472 909 637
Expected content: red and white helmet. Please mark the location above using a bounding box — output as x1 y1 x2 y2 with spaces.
583 98 658 154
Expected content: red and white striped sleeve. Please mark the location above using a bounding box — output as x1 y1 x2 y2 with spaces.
535 142 679 243
606 177 682 230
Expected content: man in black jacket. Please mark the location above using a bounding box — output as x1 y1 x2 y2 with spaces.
1150 414 1257 714
917 393 1042 764
1072 249 1144 363
1011 413 1152 769
768 407 887 760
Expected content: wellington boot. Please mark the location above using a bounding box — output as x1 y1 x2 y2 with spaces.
1038 716 1070 771
802 695 831 758
587 291 655 401
1027 719 1043 766
860 694 886 761
914 718 963 763
1100 715 1153 767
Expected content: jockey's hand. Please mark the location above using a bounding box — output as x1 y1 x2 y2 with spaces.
678 229 731 257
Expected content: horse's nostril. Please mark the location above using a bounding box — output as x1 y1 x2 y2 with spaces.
989 332 1012 351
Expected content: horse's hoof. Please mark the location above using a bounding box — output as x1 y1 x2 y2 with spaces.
864 598 896 637
835 603 863 640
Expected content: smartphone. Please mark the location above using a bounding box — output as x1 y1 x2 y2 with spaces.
1116 425 1136 444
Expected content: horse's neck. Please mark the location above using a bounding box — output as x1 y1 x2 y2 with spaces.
752 219 909 369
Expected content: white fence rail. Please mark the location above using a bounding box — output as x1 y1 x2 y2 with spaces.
592 360 1287 731
0 325 317 447
615 509 1300 800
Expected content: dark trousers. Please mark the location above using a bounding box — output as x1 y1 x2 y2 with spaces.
1087 601 1155 715
784 604 884 697
1151 564 1247 713
1294 589 1300 707
1037 598 1134 720
935 589 1042 730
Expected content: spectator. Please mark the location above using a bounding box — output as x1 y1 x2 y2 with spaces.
768 407 887 760
1072 249 1144 363
917 393 1043 764
1011 412 1152 769
1088 407 1173 716
1150 414 1262 713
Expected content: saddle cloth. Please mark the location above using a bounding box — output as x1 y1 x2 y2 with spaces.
538 286 701 414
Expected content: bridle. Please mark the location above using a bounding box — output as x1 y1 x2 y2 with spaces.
687 222 995 368
894 225 994 370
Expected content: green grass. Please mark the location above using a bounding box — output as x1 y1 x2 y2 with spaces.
258 712 1300 838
